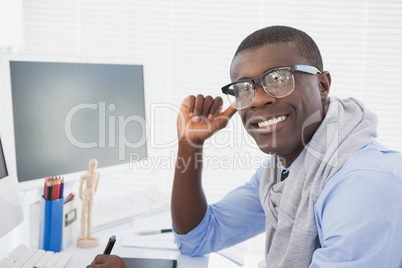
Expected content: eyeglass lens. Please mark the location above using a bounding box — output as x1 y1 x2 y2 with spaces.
226 69 294 109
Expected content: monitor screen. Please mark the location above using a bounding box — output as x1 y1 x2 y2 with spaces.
0 137 7 179
9 60 147 183
0 130 23 243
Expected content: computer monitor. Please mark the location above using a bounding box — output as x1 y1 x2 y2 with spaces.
0 97 24 240
0 54 147 190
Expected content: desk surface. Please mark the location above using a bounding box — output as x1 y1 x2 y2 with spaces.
55 168 265 267
62 220 262 268
62 221 208 268
61 215 264 268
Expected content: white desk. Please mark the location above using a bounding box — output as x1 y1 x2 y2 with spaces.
61 213 264 268
60 209 264 268
61 215 210 268
16 167 265 267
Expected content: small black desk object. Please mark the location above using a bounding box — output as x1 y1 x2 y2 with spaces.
122 257 177 268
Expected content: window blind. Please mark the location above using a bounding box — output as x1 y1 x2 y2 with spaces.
15 0 402 196
0 0 22 48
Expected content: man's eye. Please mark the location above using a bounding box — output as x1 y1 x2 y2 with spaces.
234 83 251 92
271 75 280 83
271 74 287 83
266 70 291 85
238 86 249 92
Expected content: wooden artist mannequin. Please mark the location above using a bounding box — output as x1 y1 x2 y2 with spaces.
77 158 100 248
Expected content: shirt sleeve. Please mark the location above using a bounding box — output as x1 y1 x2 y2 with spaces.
173 166 266 256
311 170 402 268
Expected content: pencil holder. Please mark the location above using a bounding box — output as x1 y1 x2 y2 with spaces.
38 196 63 252
62 198 78 249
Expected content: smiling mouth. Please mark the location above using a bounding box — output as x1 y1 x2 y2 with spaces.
254 115 288 128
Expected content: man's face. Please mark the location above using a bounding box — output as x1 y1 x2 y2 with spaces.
231 43 329 166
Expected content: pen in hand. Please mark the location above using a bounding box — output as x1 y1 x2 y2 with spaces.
103 235 116 254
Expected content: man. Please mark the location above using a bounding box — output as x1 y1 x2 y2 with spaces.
88 26 402 267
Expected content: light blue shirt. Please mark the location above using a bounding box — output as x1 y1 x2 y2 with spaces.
174 141 402 267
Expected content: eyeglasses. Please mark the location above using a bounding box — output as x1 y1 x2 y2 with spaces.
221 65 321 109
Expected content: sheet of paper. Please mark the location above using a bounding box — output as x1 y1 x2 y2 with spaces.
122 211 175 249
122 231 177 250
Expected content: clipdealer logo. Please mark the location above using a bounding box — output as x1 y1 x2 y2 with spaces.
63 102 261 161
64 102 148 160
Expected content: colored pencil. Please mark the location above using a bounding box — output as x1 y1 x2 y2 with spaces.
46 179 52 200
56 177 61 199
50 180 56 200
60 177 64 198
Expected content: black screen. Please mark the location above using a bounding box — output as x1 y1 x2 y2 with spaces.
10 61 147 182
122 258 177 268
0 137 8 180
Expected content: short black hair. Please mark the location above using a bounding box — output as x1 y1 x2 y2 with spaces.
233 25 323 71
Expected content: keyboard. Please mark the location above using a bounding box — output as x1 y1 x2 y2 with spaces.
0 245 72 268
91 188 170 232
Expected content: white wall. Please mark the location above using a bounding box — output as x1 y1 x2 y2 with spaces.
14 1 402 195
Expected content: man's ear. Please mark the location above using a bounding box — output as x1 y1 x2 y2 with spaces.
319 71 331 99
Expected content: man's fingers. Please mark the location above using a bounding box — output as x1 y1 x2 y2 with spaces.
207 97 224 120
182 95 235 124
193 94 206 117
221 104 237 119
92 254 108 264
209 104 237 129
201 95 214 118
185 95 196 116
87 255 126 268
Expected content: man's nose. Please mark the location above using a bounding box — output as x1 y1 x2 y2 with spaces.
248 85 277 109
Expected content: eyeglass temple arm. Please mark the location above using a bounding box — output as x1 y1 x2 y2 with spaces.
293 65 321 74
221 87 235 96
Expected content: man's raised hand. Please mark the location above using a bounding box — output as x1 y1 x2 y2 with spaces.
177 94 237 146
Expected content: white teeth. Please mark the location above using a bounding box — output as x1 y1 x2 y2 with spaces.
257 115 287 128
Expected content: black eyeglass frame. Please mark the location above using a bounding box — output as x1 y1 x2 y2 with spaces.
221 64 321 108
